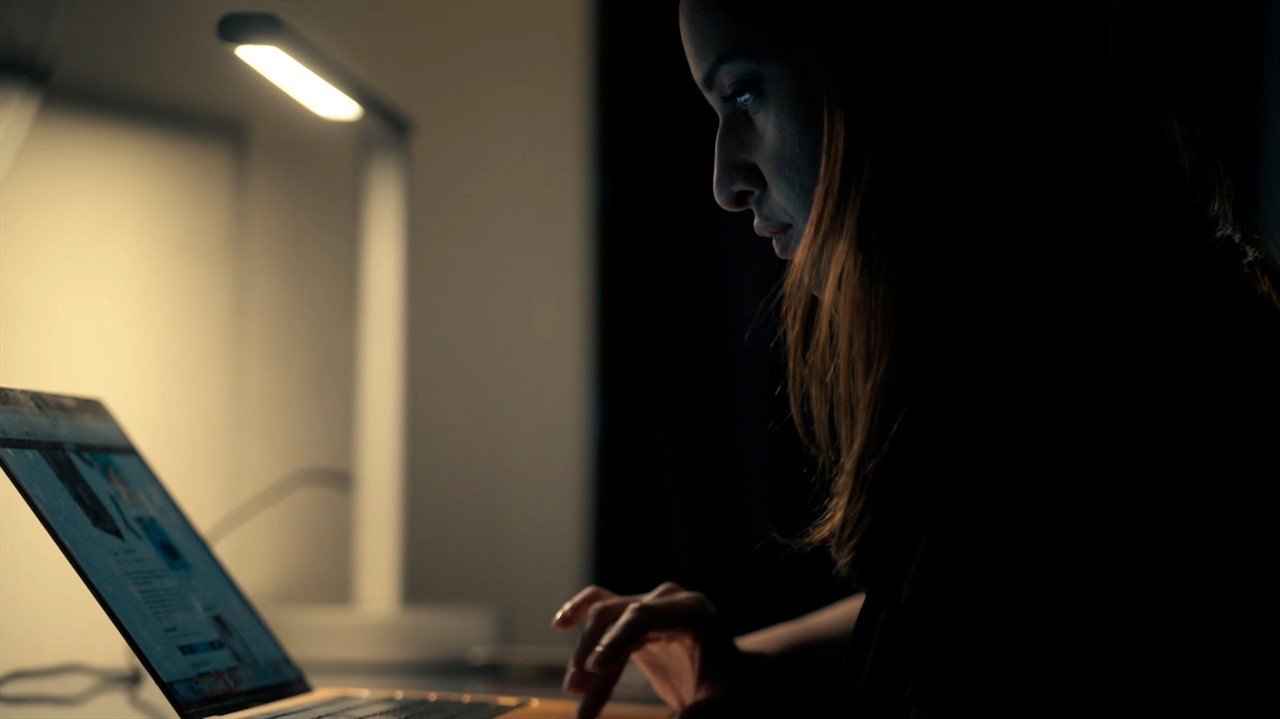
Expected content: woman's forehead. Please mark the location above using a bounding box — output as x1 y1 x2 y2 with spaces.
680 0 788 84
680 0 771 52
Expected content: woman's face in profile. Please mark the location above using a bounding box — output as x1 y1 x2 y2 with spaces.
679 0 823 260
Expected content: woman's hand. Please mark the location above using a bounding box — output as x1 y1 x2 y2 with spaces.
552 582 754 719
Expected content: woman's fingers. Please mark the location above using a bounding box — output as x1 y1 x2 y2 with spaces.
574 660 627 719
587 590 717 674
555 582 684 629
558 583 688 692
553 585 618 629
556 582 707 719
564 596 633 693
557 585 626 693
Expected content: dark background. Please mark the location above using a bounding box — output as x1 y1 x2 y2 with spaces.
590 0 1278 637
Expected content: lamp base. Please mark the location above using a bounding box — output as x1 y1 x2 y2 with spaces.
258 602 501 667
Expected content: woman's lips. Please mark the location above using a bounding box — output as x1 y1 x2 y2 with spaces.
754 222 794 259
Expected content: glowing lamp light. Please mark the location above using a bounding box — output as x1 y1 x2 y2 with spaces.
232 44 363 121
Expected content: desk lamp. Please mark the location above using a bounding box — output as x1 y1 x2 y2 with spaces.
217 12 494 665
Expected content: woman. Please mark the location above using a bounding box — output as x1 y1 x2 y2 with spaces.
557 1 1280 716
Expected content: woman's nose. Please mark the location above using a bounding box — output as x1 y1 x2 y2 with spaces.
713 127 764 212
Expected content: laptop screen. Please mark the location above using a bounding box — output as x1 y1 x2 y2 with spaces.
0 388 310 719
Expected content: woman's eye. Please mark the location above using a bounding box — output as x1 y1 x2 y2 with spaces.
722 85 759 112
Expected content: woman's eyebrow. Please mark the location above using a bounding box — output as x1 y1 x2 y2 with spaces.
699 54 760 94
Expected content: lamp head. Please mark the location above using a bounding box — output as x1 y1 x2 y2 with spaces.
218 12 364 122
216 12 287 44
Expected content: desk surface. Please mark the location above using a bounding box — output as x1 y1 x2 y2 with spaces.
0 661 665 719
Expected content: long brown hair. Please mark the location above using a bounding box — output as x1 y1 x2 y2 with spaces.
780 2 1280 576
780 99 887 577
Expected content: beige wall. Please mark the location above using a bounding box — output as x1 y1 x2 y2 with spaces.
0 0 591 673
0 101 244 669
398 0 593 647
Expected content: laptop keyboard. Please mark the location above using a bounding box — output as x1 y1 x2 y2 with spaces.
262 696 517 719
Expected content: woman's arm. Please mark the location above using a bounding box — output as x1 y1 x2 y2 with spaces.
734 592 865 709
736 591 864 657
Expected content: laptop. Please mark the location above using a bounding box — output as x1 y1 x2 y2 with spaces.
0 387 667 719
